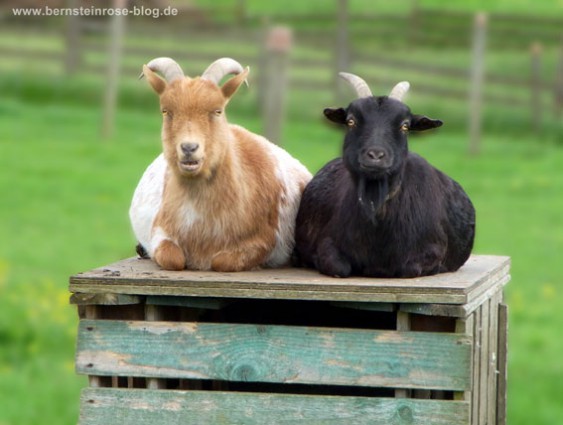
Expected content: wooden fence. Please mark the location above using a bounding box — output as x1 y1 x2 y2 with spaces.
1 2 561 148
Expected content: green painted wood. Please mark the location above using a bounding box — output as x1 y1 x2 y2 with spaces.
76 319 471 391
69 255 510 304
79 388 470 425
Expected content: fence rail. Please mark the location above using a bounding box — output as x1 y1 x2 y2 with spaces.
0 4 561 146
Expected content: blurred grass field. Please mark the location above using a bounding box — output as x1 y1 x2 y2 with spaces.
1 75 562 425
1 1 562 424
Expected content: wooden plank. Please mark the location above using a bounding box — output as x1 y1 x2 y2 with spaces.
399 272 509 318
84 306 101 388
486 291 501 425
478 299 490 425
144 306 166 390
331 301 396 312
79 388 470 425
471 306 482 425
76 319 472 391
146 295 233 310
71 293 143 306
69 255 511 305
395 311 411 398
454 314 474 419
497 303 508 425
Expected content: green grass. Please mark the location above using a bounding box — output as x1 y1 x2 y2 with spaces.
1 0 562 421
1 74 563 423
193 0 563 17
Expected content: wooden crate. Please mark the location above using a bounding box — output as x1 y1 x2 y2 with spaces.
69 254 510 425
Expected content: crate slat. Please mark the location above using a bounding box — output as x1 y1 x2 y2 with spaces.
79 388 470 425
486 291 501 425
478 298 490 425
76 319 472 391
399 271 510 318
496 303 509 425
471 305 482 424
69 255 510 305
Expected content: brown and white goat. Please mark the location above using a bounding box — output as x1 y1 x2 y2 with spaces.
129 57 312 272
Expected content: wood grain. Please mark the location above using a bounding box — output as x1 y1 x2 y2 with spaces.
76 319 472 391
69 255 510 305
497 303 508 425
79 388 470 425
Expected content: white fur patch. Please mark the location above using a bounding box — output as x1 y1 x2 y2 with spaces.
176 200 202 235
150 226 172 255
240 129 312 267
129 154 167 256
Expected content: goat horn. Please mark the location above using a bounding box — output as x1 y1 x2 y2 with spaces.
339 72 372 98
201 57 245 85
140 57 184 82
389 81 410 101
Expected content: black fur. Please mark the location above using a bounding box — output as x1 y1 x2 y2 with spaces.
135 243 150 259
293 96 475 278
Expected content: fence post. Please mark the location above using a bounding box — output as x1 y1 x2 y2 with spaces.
236 0 247 26
408 0 420 45
335 0 350 103
260 26 292 146
64 0 81 75
554 38 563 119
101 0 127 140
530 42 543 133
468 12 487 156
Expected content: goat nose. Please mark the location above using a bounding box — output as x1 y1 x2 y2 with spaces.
181 143 199 155
366 149 386 161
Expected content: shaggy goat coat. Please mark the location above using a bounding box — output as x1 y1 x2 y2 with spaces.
129 58 311 272
293 86 475 278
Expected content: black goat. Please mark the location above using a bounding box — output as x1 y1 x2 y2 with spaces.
293 73 475 278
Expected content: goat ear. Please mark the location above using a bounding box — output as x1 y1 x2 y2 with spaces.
324 108 347 124
221 67 250 100
410 115 443 131
143 65 167 95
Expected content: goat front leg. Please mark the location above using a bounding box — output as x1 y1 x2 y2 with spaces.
153 237 186 271
315 237 352 278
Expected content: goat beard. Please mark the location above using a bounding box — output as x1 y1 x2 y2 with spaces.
357 176 389 224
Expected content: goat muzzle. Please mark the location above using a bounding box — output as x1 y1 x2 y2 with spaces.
178 158 203 174
359 148 393 175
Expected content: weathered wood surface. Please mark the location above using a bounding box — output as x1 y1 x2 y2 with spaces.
79 388 470 425
76 319 472 391
497 302 508 425
69 255 510 305
454 314 474 419
70 293 143 306
399 270 509 318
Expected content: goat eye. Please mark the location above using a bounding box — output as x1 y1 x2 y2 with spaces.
162 109 169 117
214 109 223 116
347 118 356 127
400 122 409 132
